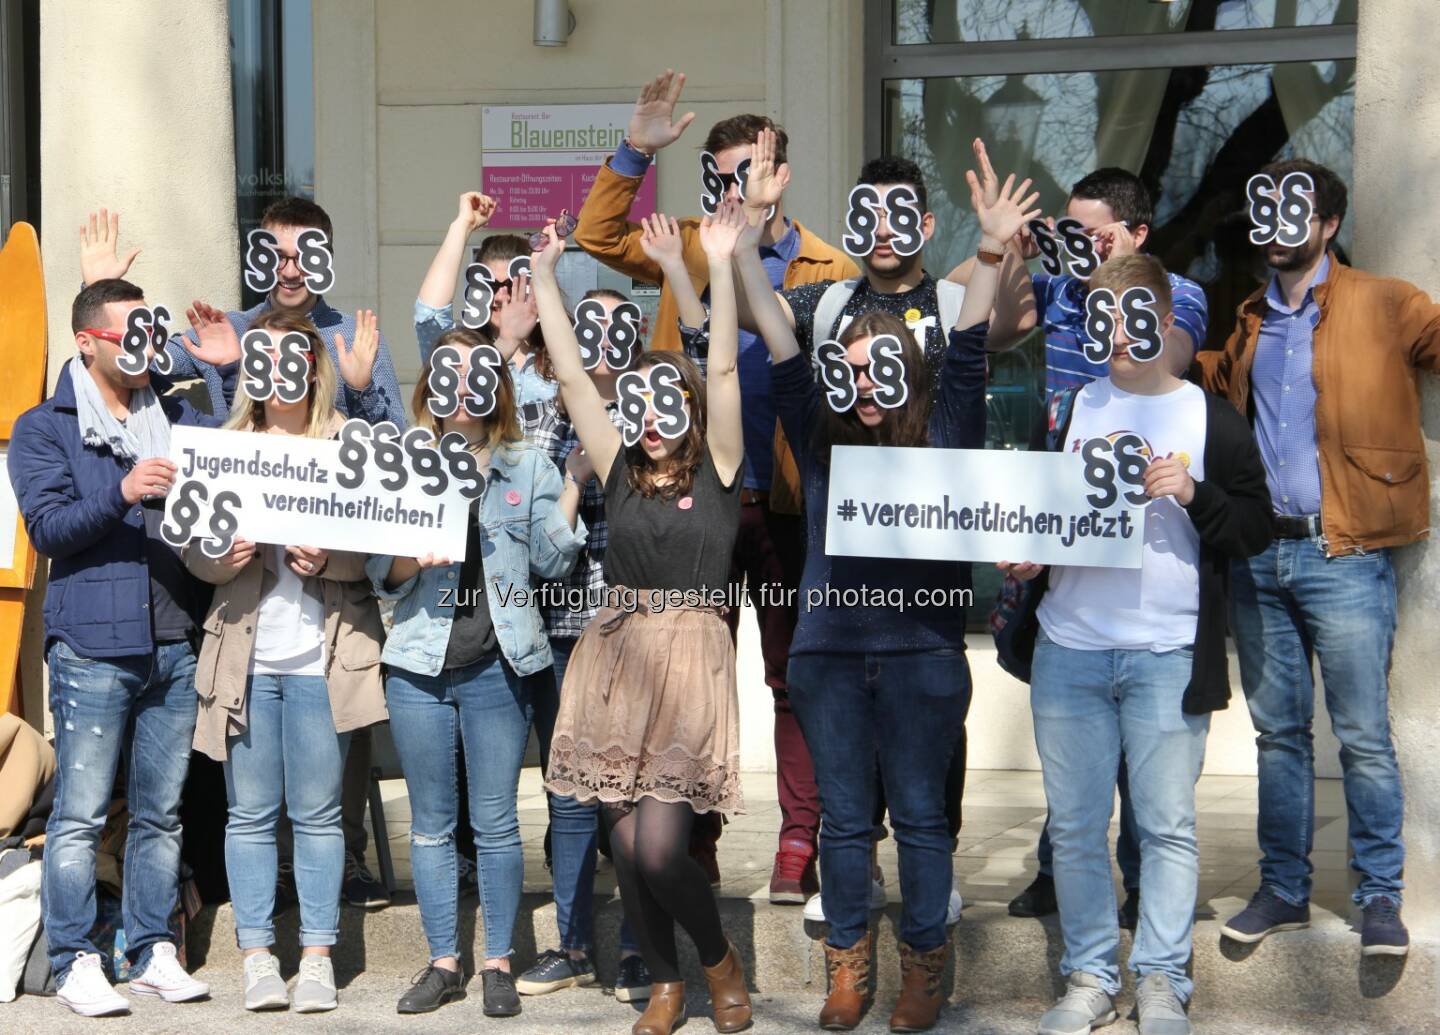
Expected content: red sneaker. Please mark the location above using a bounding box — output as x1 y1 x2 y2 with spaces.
769 840 818 904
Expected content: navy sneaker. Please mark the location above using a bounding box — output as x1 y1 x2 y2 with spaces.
1360 895 1409 957
1220 887 1310 943
614 953 651 1003
515 949 596 995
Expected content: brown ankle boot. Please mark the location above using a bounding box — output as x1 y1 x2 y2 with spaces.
633 981 687 1035
888 941 948 1033
819 932 872 1030
701 942 752 1032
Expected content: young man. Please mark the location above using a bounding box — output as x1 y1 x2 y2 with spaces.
79 200 406 427
575 68 855 900
1004 255 1271 1035
964 156 1210 924
1198 159 1440 957
78 203 395 910
9 280 220 1016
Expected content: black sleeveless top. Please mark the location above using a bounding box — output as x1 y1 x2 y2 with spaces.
601 446 741 594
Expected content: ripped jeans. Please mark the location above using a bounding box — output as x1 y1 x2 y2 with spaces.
42 640 198 984
386 654 532 961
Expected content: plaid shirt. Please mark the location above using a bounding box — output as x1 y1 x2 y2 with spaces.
527 397 623 639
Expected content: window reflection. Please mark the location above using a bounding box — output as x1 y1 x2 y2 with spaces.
893 0 1357 45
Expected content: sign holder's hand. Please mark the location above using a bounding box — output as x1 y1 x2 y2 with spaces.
121 458 178 504
1143 457 1196 506
286 544 330 577
996 560 1044 581
222 537 257 570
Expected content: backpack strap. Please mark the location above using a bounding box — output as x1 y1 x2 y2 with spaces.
935 278 967 334
810 277 862 351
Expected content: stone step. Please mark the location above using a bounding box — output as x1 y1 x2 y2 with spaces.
185 895 1436 1031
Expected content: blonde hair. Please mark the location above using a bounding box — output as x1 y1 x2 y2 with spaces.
222 310 338 437
410 327 523 455
1088 254 1173 317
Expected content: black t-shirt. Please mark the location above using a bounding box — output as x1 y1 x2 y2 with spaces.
782 273 947 388
601 446 741 595
140 501 196 642
444 506 498 669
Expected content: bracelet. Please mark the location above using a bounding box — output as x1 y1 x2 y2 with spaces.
623 137 654 160
976 249 1005 267
565 470 586 487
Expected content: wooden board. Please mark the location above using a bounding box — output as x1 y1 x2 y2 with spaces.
0 223 48 716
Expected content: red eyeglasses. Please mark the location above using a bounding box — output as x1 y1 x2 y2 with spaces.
80 328 132 344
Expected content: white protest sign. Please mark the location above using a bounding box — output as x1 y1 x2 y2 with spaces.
162 425 471 558
824 445 1144 568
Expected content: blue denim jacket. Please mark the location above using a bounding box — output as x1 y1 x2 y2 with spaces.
367 440 585 677
414 299 559 409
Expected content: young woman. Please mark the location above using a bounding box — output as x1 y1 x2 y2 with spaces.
733 129 1039 1032
187 308 387 1014
533 204 751 1035
415 191 555 409
516 286 650 1003
367 325 587 1019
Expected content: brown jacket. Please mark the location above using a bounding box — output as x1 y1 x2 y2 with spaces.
575 158 857 513
1195 256 1440 555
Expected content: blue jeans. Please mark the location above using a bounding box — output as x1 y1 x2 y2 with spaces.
1031 632 1209 1002
1230 541 1403 906
43 640 198 983
534 638 638 954
224 674 350 949
788 649 971 952
388 654 531 960
1037 757 1141 890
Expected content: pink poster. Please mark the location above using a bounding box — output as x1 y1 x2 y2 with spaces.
482 104 658 231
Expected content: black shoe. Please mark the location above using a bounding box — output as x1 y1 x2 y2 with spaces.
613 954 652 1003
458 855 479 900
515 949 596 995
1361 895 1409 957
1008 872 1058 918
274 861 298 915
1118 887 1140 931
342 850 391 909
396 964 465 1014
1220 886 1310 943
482 969 522 1017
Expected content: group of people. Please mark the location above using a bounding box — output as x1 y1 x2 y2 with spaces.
9 65 1436 1035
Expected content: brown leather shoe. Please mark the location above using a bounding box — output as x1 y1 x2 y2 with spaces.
888 941 948 1033
632 981 687 1035
819 932 872 1030
701 942 752 1032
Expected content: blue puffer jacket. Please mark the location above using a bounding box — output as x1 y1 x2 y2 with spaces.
8 360 217 658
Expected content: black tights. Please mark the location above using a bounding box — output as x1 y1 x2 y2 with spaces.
601 798 728 983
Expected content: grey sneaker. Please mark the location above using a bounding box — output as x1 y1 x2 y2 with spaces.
293 955 338 1013
1134 972 1190 1035
1039 971 1117 1035
243 953 289 1011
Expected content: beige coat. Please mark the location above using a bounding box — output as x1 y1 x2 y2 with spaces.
185 418 387 762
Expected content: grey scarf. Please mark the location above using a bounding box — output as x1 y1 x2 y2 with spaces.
69 360 172 463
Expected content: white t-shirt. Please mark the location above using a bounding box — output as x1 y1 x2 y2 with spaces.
1038 378 1207 652
251 545 327 675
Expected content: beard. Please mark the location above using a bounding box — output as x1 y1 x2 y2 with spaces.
865 247 923 282
1265 233 1327 273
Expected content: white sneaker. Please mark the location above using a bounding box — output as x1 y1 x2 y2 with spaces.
243 952 289 1011
947 888 963 926
293 954 338 1013
129 941 210 1003
57 951 131 1017
801 875 889 923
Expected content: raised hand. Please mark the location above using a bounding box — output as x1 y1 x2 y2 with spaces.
80 208 141 286
742 128 785 219
185 302 242 366
456 192 497 234
970 138 1000 210
335 309 379 391
970 172 1043 251
626 69 696 156
638 214 686 269
494 276 539 345
698 199 747 262
530 222 566 275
